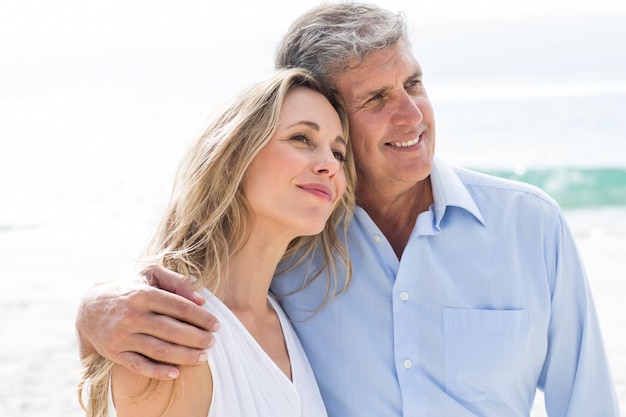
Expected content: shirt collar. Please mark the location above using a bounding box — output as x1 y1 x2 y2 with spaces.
431 157 485 227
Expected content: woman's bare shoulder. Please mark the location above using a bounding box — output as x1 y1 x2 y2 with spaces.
111 361 212 417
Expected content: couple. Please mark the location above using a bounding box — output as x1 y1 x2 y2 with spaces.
78 2 620 416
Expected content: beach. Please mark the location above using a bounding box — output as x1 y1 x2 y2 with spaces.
1 0 625 415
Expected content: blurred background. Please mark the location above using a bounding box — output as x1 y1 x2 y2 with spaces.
1 0 625 415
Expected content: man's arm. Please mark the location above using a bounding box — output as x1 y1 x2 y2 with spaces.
76 265 219 380
538 212 619 415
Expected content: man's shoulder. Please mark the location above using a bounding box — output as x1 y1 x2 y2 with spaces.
452 167 554 199
452 165 558 205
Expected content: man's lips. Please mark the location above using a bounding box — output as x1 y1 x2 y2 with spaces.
386 135 421 148
298 183 332 201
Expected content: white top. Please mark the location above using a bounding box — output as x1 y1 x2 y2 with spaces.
107 287 328 417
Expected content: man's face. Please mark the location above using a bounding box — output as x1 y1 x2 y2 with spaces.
332 40 435 197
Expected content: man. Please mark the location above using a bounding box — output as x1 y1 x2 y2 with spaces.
76 3 619 415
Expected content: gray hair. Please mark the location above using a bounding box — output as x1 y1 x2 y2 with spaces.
275 2 409 88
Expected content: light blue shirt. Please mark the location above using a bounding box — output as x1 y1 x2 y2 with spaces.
271 158 619 417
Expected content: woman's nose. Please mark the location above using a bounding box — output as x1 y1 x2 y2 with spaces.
313 149 341 176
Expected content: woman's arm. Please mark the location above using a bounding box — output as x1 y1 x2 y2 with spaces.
111 360 213 417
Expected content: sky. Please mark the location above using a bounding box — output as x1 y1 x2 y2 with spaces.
1 0 625 216
2 0 625 103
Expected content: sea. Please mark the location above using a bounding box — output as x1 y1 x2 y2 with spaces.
0 1 625 415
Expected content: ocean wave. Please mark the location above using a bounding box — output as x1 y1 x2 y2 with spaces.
478 167 626 208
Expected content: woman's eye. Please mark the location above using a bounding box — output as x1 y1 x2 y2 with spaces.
333 150 347 163
291 134 310 144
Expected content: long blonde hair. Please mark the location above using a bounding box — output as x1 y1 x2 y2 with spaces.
79 67 355 416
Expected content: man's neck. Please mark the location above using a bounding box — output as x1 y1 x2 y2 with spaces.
358 178 433 259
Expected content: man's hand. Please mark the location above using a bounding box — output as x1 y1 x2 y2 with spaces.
76 265 219 380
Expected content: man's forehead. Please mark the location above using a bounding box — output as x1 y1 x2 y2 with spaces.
332 47 421 100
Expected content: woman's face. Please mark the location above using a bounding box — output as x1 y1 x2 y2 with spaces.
243 86 347 240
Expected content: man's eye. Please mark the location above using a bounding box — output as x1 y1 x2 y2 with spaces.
406 79 422 91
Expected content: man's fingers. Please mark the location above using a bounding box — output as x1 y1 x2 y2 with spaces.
141 265 206 306
130 286 220 335
125 311 216 353
116 351 181 381
130 332 211 364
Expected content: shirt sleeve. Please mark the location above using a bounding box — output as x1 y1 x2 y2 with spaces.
538 209 620 416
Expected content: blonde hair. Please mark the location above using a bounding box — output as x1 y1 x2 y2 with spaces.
79 67 355 416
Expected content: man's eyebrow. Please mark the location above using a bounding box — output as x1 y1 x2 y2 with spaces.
355 86 389 103
354 70 424 103
406 70 423 82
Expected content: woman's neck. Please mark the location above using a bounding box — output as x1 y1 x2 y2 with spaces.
217 231 289 313
216 233 294 380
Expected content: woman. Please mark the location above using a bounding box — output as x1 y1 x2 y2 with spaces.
78 67 355 417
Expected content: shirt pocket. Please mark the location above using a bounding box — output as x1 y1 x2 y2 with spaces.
443 308 528 403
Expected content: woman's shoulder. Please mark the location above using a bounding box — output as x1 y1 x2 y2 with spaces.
110 360 212 417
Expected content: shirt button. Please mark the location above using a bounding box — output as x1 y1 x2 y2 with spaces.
373 234 382 243
399 291 409 301
403 359 413 369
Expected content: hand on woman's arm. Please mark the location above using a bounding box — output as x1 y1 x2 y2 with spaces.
75 265 219 380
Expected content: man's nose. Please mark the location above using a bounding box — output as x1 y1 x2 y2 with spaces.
392 92 423 126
